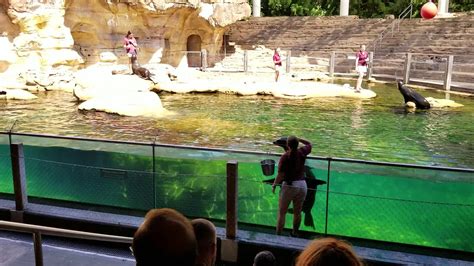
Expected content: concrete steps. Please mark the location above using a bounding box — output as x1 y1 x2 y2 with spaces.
220 14 474 87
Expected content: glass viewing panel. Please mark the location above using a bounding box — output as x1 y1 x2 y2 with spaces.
152 146 256 221
0 133 13 194
327 160 474 252
4 133 473 253
10 135 154 211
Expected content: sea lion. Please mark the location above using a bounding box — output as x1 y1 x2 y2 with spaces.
131 55 152 81
397 80 431 109
263 136 327 229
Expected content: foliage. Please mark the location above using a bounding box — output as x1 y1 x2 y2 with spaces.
259 0 473 18
261 0 333 16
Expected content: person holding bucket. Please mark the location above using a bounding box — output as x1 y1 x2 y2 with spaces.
272 136 312 237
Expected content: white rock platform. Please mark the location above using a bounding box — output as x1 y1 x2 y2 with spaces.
154 80 377 99
73 65 167 117
0 89 38 100
426 97 464 108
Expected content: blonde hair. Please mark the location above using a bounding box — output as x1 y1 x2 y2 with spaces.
295 238 363 266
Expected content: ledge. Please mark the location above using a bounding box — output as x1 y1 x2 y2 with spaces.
0 198 472 265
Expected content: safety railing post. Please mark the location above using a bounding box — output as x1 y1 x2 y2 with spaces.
11 143 28 212
368 52 374 80
329 52 336 78
286 50 291 73
226 161 238 239
403 53 412 84
443 55 454 92
324 158 331 235
8 120 17 145
201 49 207 71
152 141 156 208
33 231 44 266
243 51 248 73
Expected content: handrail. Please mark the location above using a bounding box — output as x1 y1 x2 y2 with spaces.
372 2 413 56
0 220 132 243
0 220 132 266
2 131 473 173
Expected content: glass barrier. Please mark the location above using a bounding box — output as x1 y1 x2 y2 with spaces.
4 132 474 252
151 146 273 220
153 145 228 220
0 133 13 194
327 161 474 252
237 154 281 229
10 135 154 211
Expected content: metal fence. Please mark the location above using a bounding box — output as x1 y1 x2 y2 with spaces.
197 49 474 92
1 130 473 253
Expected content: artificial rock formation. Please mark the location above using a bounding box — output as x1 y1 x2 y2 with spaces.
0 0 250 72
65 0 250 67
2 0 83 72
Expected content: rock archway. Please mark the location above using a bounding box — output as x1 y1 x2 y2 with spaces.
187 34 201 67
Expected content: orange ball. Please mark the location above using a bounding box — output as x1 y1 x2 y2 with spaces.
421 1 438 19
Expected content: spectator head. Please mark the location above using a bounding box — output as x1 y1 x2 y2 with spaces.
360 44 366 51
287 135 299 151
132 208 197 266
253 251 276 266
295 238 363 266
192 218 217 266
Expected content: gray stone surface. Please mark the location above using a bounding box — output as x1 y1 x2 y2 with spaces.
0 232 134 266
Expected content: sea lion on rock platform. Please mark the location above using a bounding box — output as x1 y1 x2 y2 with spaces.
397 80 431 109
131 55 152 81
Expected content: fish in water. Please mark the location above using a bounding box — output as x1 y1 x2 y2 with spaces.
263 137 327 229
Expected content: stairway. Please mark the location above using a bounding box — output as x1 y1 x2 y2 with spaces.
217 14 474 88
372 13 474 84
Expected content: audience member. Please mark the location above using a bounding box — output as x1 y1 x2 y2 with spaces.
132 208 197 266
295 237 363 266
253 250 276 266
192 218 217 266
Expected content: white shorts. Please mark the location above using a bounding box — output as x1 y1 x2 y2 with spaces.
275 64 282 72
127 53 133 58
356 65 367 74
280 180 307 213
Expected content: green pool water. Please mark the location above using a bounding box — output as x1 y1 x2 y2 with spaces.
1 81 473 168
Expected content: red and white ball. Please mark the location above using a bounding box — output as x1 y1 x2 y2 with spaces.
421 1 438 19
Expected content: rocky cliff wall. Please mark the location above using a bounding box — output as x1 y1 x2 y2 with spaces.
0 0 250 73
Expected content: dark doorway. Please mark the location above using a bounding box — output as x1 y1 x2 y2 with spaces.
187 34 202 67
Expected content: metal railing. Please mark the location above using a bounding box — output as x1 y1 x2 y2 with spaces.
0 220 132 266
371 2 413 56
203 49 474 92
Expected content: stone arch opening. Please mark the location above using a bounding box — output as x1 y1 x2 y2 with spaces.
186 34 201 67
